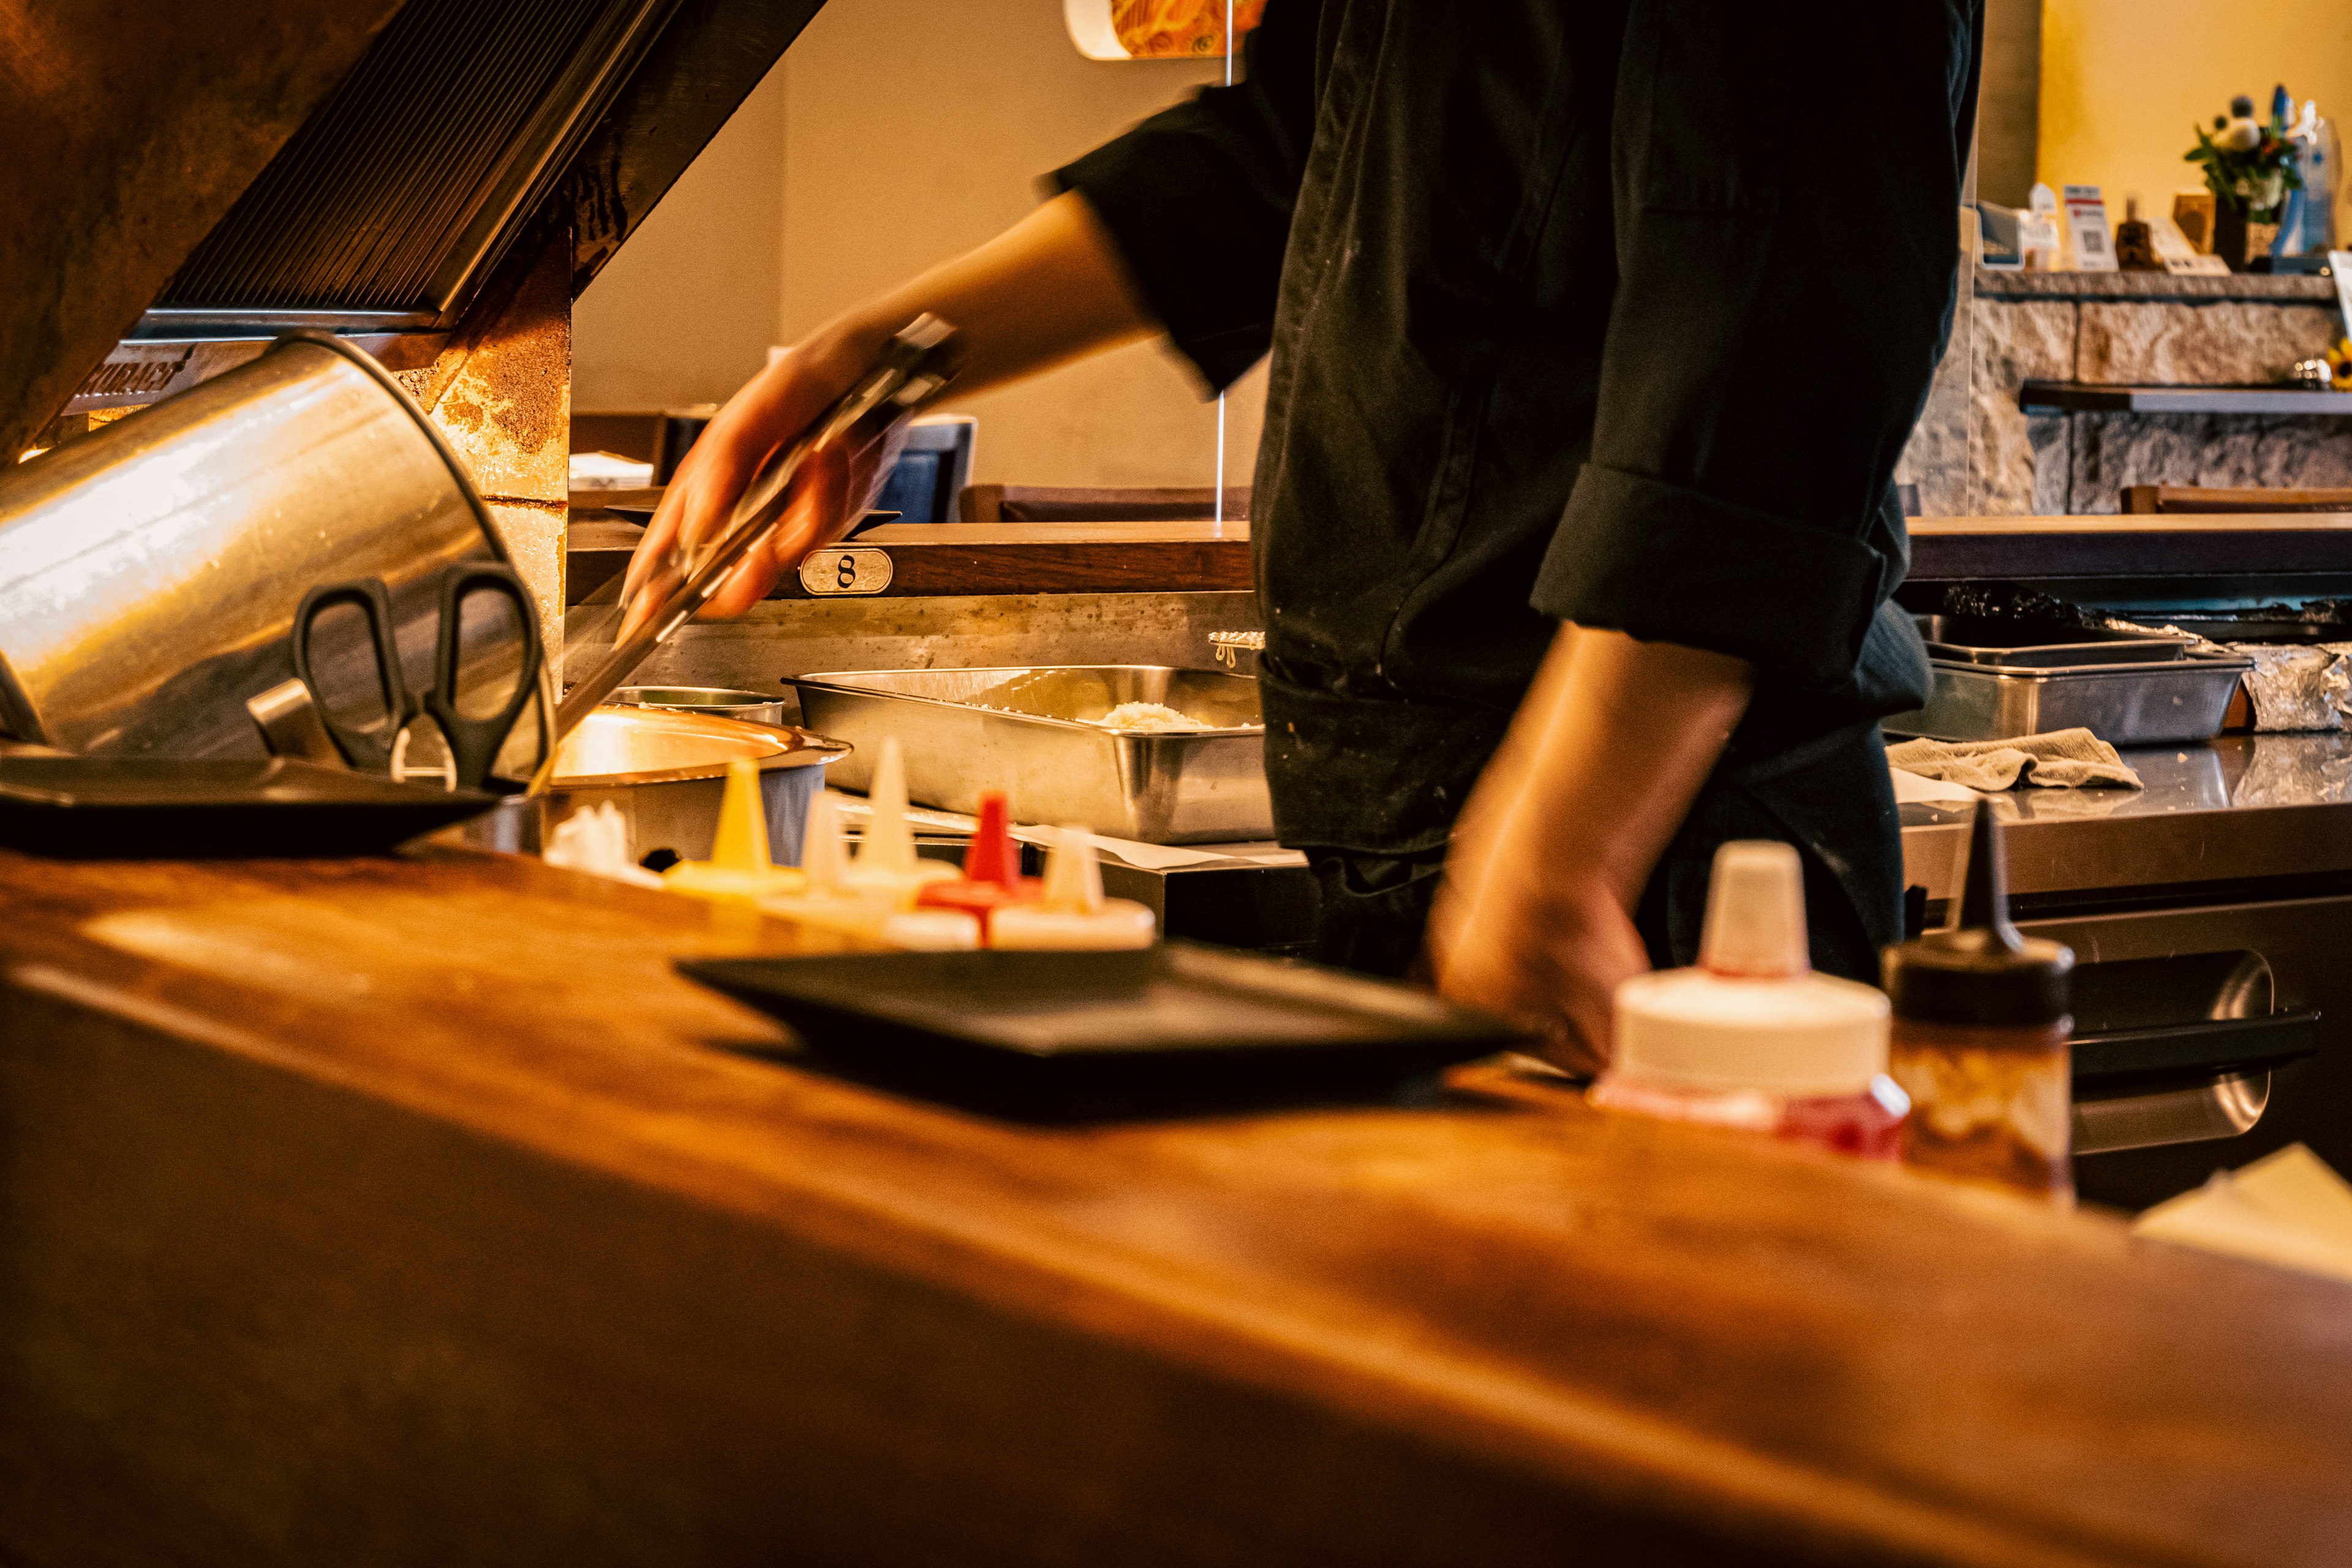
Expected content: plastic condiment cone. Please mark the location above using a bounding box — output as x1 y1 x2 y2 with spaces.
992 825 1156 950
846 737 956 907
661 758 807 904
543 801 664 888
758 789 960 944
1610 839 1889 1098
914 791 1041 938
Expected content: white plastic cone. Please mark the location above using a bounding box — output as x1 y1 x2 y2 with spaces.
1041 824 1105 913
859 737 919 874
802 789 851 895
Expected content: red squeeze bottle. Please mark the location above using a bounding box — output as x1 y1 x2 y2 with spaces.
914 793 1041 938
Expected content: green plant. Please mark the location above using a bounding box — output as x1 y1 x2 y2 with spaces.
2186 94 2302 218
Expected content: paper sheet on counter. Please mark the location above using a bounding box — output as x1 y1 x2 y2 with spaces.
830 797 1305 871
1888 760 1980 807
2134 1144 2352 1286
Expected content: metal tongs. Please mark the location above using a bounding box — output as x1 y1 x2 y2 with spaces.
537 315 962 788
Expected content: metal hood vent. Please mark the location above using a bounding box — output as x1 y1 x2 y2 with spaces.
150 0 679 331
17 0 823 443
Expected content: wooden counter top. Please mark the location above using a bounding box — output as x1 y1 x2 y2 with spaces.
2 848 2346 1566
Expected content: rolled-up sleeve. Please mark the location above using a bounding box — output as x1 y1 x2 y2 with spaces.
1048 1 1322 393
1531 0 1979 690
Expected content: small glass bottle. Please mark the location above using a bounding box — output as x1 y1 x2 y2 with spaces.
1593 840 1909 1160
1882 799 2076 1200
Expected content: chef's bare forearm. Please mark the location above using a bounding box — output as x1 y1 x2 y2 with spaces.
1447 626 1753 938
800 192 1159 396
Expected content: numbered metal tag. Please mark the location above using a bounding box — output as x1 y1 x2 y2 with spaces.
798 546 894 597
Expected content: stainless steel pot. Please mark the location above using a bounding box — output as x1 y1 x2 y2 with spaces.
0 333 530 758
609 685 791 728
534 706 847 865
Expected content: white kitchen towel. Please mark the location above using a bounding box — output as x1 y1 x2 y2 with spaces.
1887 728 2143 790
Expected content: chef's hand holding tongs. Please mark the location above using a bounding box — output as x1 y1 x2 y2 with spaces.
291 562 543 792
616 317 960 643
562 317 962 755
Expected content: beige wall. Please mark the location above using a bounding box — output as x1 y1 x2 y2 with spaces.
571 58 789 410
574 0 1264 491
2039 0 2352 224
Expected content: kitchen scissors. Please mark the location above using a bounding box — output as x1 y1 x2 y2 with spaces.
291 561 542 791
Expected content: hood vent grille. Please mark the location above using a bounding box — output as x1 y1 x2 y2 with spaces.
154 0 676 325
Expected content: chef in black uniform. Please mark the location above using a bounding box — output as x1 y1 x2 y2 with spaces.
627 0 1983 1068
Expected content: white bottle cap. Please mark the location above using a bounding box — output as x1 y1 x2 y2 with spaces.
1699 840 1808 978
882 908 983 951
1613 839 1888 1097
990 903 1157 951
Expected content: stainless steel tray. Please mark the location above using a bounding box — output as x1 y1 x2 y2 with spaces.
1883 655 2253 745
786 666 1270 845
1915 614 2188 668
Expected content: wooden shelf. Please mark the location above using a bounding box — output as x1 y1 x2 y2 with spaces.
565 517 1253 605
1907 514 2352 582
2019 382 2352 416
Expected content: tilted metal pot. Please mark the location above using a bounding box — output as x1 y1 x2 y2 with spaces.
0 333 536 758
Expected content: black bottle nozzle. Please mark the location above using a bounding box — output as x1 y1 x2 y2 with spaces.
1954 797 2028 954
1883 796 2073 1027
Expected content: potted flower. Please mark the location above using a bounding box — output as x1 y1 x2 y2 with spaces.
2186 94 2304 269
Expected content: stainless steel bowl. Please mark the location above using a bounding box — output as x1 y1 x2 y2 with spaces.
0 333 532 758
536 706 847 865
609 685 790 728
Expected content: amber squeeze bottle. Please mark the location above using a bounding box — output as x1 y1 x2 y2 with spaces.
1882 799 2077 1201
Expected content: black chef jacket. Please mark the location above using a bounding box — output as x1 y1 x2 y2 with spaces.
1055 1 1981 976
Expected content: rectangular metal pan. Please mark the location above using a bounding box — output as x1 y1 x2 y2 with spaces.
1883 655 2253 745
785 666 1270 845
1917 614 2189 668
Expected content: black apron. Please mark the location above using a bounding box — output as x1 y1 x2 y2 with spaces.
1058 1 1980 976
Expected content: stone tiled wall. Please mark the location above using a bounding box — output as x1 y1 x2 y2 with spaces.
1899 267 2350 515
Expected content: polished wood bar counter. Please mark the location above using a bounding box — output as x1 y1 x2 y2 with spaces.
2 847 2346 1566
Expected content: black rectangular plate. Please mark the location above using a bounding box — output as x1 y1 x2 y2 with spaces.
0 756 497 859
678 944 1528 1121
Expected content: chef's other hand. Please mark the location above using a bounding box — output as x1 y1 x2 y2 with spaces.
1427 625 1754 1074
1427 864 1648 1075
617 342 866 636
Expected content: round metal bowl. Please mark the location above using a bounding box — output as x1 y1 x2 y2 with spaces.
609 685 791 729
527 706 849 866
551 706 838 786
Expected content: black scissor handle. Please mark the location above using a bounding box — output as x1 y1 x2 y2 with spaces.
424 564 543 792
291 577 412 772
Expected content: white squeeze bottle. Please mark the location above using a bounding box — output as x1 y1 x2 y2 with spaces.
846 737 958 907
989 826 1158 950
760 789 981 950
1589 840 1908 1159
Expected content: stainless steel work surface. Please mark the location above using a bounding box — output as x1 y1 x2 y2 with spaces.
1901 733 2352 901
789 666 1268 845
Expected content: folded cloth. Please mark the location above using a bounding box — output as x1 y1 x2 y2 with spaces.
1885 728 2143 791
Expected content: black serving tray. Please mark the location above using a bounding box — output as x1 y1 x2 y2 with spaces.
0 756 498 858
677 943 1528 1120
